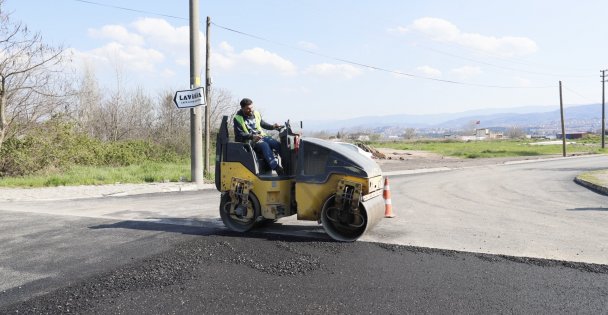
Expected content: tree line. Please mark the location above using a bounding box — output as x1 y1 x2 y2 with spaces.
0 1 236 176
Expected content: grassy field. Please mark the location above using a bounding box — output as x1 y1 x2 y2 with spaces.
1 138 606 188
370 138 606 158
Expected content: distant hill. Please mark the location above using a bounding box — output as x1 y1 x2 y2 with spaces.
303 104 603 134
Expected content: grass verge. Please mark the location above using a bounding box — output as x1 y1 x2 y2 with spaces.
0 161 193 188
371 139 606 158
577 170 608 186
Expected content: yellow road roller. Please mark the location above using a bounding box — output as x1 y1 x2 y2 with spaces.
215 116 385 241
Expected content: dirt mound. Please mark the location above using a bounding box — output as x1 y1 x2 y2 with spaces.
355 143 447 161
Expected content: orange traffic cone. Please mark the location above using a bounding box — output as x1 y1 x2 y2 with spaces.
383 176 395 218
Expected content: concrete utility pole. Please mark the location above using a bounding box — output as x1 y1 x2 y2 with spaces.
601 70 607 149
204 16 211 176
559 81 566 157
189 0 203 185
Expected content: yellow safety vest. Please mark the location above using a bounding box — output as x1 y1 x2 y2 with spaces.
234 111 266 136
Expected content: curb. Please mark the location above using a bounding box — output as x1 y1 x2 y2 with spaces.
0 183 216 202
2 155 606 202
383 167 451 177
574 177 608 196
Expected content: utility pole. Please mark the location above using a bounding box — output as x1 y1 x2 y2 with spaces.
189 0 203 185
601 69 607 149
559 81 566 157
204 16 211 176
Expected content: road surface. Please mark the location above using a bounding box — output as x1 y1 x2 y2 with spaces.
1 155 607 313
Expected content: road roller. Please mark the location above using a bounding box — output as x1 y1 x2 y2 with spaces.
215 116 385 241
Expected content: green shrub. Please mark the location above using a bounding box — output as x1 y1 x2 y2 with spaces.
0 119 187 177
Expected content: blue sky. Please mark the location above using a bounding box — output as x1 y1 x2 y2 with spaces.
4 0 607 123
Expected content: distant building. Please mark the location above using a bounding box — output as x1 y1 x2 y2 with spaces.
556 132 588 139
475 128 489 138
474 128 504 140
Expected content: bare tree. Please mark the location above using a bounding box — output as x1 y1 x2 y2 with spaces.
506 126 525 139
91 86 154 141
207 87 238 130
402 128 416 139
154 89 190 153
74 62 102 137
0 1 70 150
155 90 189 136
123 86 155 139
79 57 157 142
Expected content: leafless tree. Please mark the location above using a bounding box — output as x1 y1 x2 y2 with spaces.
402 128 417 139
152 87 237 152
77 58 156 142
207 87 238 131
125 86 155 139
0 0 71 150
74 62 102 137
155 89 189 136
154 89 190 153
506 126 526 139
91 86 154 141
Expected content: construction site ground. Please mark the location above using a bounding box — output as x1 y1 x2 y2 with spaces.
373 148 566 172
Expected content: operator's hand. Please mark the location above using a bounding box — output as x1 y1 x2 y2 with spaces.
273 123 280 130
253 134 263 142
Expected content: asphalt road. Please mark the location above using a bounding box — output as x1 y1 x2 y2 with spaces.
2 232 608 314
1 155 607 313
371 155 608 264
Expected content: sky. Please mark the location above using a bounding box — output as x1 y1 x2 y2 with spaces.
4 0 608 123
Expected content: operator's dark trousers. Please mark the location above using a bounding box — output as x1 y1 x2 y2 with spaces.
254 136 281 170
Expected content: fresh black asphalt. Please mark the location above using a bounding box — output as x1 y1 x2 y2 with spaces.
2 225 607 314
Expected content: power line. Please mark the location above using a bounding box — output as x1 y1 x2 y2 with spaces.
563 86 595 103
73 0 187 21
71 0 557 89
406 28 597 75
415 44 593 79
212 22 555 89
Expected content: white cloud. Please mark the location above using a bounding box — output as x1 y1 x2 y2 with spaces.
210 44 298 75
240 47 297 75
88 42 164 72
305 63 363 79
212 42 237 69
211 51 236 69
211 42 298 76
451 66 482 79
88 25 144 46
408 17 538 57
219 41 234 53
416 65 442 78
131 18 191 50
297 41 318 50
81 19 296 85
85 19 188 74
